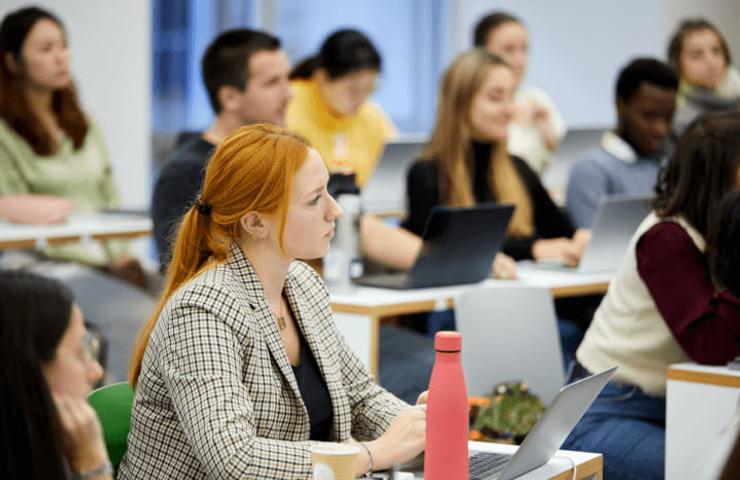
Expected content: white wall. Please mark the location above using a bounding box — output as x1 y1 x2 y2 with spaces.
0 1 151 208
451 0 740 129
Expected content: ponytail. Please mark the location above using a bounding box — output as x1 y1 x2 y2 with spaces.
289 55 320 80
129 124 309 386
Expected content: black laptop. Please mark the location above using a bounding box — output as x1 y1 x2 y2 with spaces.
355 203 514 289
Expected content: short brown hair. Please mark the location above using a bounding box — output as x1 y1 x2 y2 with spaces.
472 11 522 48
201 29 281 114
667 18 732 76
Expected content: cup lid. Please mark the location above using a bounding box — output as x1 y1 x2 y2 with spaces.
434 331 461 351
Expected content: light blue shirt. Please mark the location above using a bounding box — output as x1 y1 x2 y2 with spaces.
566 131 662 228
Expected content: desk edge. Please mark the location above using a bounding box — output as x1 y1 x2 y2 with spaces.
667 368 740 388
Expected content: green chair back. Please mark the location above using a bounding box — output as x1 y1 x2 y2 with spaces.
88 381 134 468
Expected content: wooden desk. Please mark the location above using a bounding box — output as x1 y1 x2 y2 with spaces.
666 362 740 479
331 270 612 376
396 441 602 479
0 213 152 250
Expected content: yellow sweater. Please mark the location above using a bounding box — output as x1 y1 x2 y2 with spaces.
286 79 396 187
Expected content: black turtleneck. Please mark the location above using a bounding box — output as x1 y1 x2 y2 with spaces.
401 142 575 260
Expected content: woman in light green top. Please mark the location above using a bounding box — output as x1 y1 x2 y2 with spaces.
0 7 135 271
0 7 155 383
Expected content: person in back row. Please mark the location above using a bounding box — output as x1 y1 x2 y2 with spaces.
566 58 678 228
563 111 740 479
0 6 155 382
286 28 396 192
667 18 740 139
473 11 566 175
152 28 292 269
120 125 426 479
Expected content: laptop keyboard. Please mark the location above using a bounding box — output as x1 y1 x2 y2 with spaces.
469 452 511 480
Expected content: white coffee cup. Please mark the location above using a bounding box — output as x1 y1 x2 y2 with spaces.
311 443 360 480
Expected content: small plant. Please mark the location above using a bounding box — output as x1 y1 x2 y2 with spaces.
469 381 546 444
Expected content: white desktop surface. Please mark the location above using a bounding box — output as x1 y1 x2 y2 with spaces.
329 270 612 376
0 213 152 248
666 362 740 480
398 441 602 479
330 270 613 308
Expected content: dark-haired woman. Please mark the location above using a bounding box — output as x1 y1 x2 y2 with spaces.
0 6 155 382
0 270 111 480
286 29 396 188
563 112 740 479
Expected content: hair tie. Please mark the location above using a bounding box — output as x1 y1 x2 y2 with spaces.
194 197 212 216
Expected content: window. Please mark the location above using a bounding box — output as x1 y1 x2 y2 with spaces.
152 0 447 135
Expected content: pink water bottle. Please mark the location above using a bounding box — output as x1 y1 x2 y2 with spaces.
424 331 469 480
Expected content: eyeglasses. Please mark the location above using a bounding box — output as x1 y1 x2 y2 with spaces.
82 330 101 363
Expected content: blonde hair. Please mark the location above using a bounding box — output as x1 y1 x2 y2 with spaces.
425 49 533 237
129 124 309 385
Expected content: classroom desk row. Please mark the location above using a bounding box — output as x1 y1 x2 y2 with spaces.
0 213 152 250
0 212 609 378
7 214 736 478
330 269 612 376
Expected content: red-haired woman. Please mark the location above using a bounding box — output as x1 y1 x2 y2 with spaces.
120 124 426 479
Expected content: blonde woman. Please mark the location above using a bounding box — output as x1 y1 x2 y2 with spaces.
402 49 586 264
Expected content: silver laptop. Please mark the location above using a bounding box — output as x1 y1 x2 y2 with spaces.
394 367 616 480
523 194 650 273
361 138 424 213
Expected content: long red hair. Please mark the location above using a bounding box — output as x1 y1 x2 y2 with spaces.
0 7 88 155
129 124 309 385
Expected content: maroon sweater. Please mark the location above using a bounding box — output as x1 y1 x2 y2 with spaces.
636 222 740 364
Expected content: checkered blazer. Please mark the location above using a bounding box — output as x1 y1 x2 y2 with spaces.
118 243 407 479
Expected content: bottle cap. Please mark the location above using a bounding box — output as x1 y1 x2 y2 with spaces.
434 331 462 352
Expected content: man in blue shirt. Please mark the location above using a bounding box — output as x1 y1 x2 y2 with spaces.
566 59 678 228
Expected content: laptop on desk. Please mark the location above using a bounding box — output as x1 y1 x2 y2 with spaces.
361 139 424 213
522 194 650 274
392 367 616 480
354 204 514 290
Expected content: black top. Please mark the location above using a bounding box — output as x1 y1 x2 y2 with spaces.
151 135 215 269
401 141 575 260
292 334 333 441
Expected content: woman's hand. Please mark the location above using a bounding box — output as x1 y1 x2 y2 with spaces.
491 252 518 280
366 405 426 471
0 194 72 224
53 394 112 477
532 237 584 267
572 229 592 252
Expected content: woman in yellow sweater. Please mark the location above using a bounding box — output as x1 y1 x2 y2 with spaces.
286 29 396 191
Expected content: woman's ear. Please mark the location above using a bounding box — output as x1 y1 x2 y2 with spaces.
314 68 329 86
239 212 268 240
